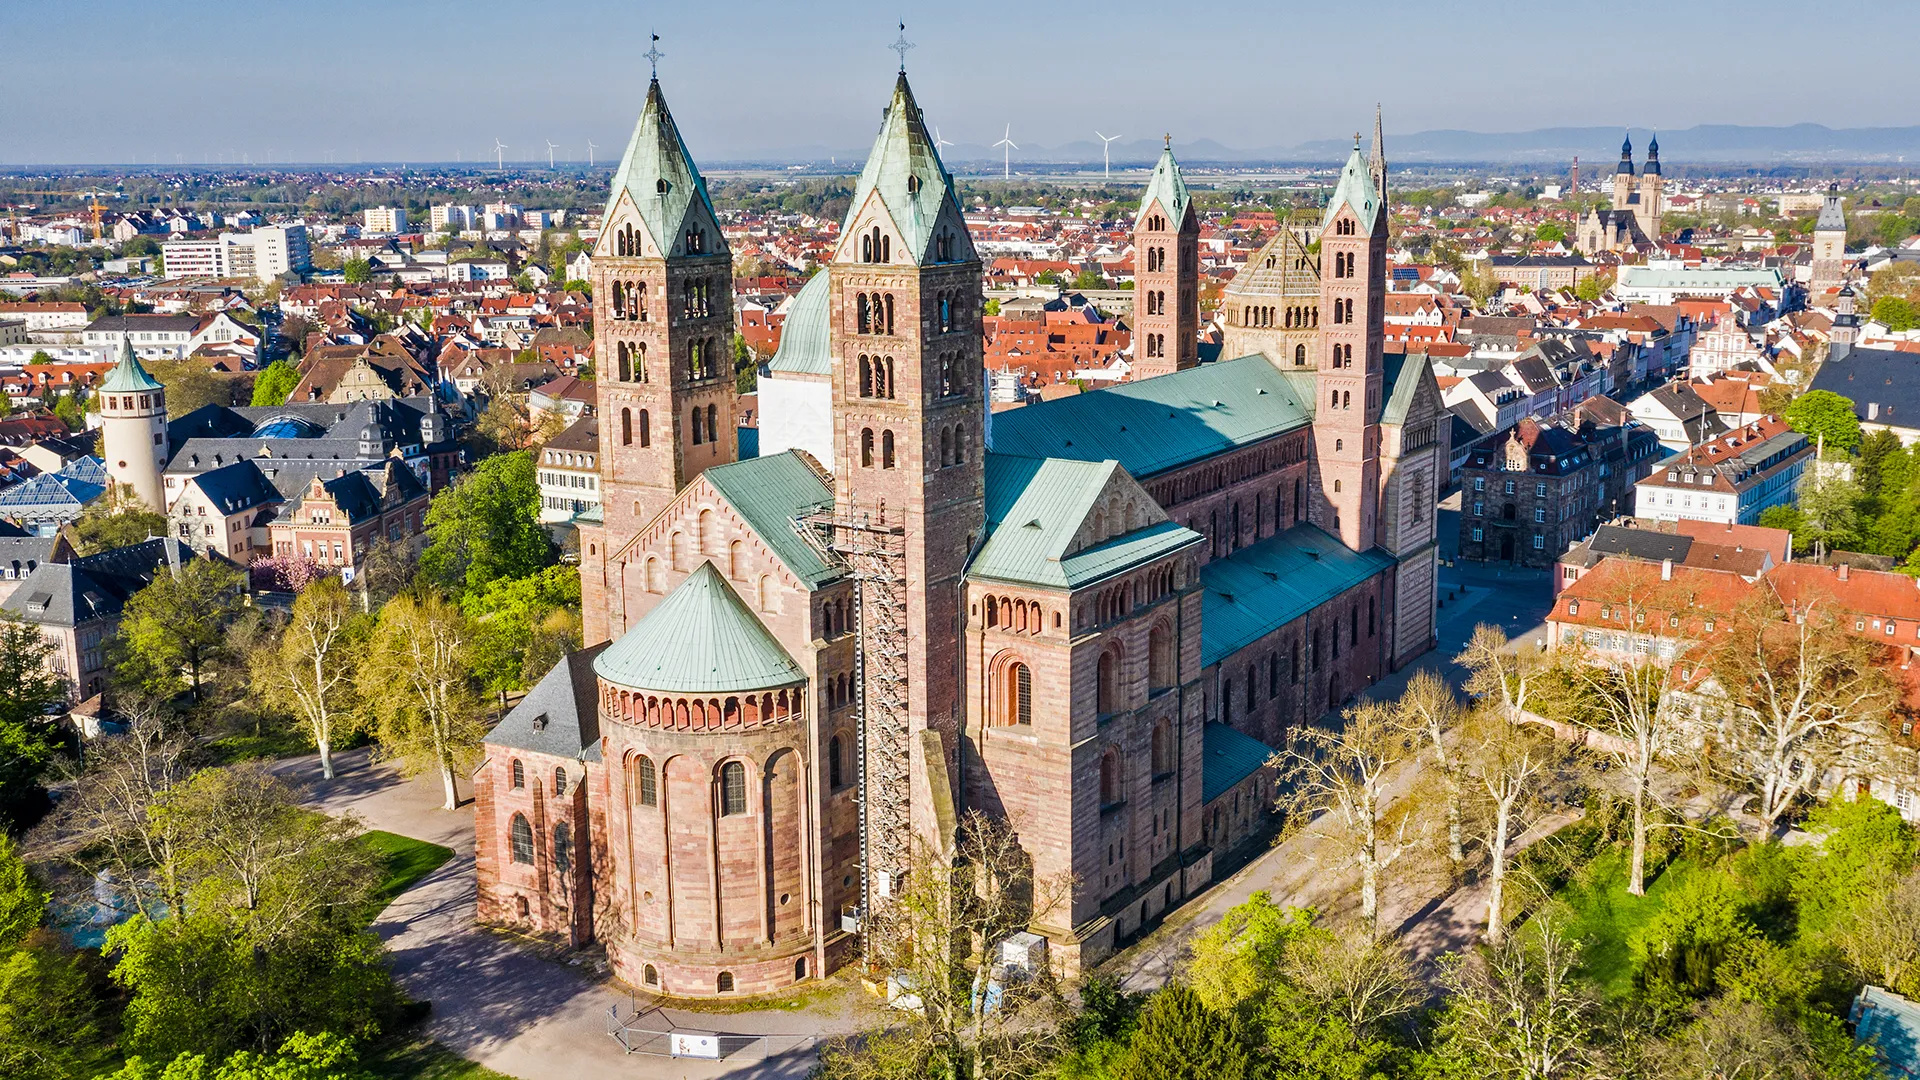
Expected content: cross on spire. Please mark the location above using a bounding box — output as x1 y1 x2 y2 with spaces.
644 33 664 78
890 22 914 72
1354 132 1362 148
1163 133 1171 149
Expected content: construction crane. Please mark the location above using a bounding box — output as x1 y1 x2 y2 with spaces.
89 195 106 240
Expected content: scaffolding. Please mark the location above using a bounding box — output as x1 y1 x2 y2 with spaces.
797 508 912 941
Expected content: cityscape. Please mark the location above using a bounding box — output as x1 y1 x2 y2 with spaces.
10 8 1920 1080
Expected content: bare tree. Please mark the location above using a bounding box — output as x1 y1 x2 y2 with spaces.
357 593 487 809
253 578 362 780
1457 623 1549 730
1548 566 1689 895
1278 700 1422 931
29 700 192 917
1834 867 1920 997
1437 915 1594 1080
1652 997 1832 1080
819 812 1074 1080
1461 706 1566 943
1280 918 1422 1031
1700 590 1897 834
1399 670 1469 881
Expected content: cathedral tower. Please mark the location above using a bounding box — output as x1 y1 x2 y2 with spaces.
1638 133 1663 239
827 72 984 885
1612 133 1635 215
1369 105 1387 201
582 76 735 645
1131 140 1198 379
99 335 167 513
1312 139 1387 553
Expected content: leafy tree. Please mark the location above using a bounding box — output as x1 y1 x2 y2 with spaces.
358 593 487 809
1792 468 1864 556
116 556 248 702
341 258 372 284
0 617 69 832
1873 296 1918 332
984 298 1001 317
0 834 48 949
1794 796 1916 935
1115 984 1250 1080
1858 428 1907 498
418 451 553 597
1574 272 1613 302
249 359 300 407
1071 269 1107 290
733 333 756 394
0 931 106 1080
1781 389 1862 453
48 389 85 431
106 1031 374 1080
462 565 581 698
146 360 227 418
1629 868 1763 1003
1535 223 1567 244
70 482 170 555
253 580 363 780
1434 917 1593 1080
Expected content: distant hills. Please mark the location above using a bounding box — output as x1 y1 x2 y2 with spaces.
831 125 1920 171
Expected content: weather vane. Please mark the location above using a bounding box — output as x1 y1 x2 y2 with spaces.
890 22 914 72
645 32 664 78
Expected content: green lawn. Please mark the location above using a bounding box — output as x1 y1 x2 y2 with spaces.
359 830 456 910
1549 848 1699 997
364 1038 514 1080
204 727 313 765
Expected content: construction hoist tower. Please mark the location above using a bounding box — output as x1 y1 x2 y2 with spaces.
798 509 913 947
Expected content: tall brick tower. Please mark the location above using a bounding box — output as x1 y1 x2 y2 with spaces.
827 71 984 897
1131 139 1198 379
580 75 735 645
1312 137 1387 553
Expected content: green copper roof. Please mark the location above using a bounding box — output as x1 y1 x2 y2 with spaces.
841 72 969 266
594 562 804 693
972 454 1202 590
1322 144 1383 234
767 273 831 376
1202 721 1277 804
1381 351 1429 426
1136 145 1192 230
603 78 723 259
989 354 1314 479
1199 524 1395 668
101 335 163 394
702 451 840 588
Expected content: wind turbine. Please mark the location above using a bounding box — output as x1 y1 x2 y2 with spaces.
933 126 955 155
586 139 598 167
492 139 508 170
546 140 558 168
993 124 1017 180
1095 131 1122 180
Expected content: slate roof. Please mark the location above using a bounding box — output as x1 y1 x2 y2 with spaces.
1136 146 1192 230
0 534 59 578
1809 345 1920 429
1816 190 1848 234
1 538 193 628
972 454 1203 590
594 563 804 694
484 643 609 761
701 451 839 588
1588 524 1692 563
187 458 283 515
1198 524 1396 668
767 273 831 376
1202 721 1278 805
604 78 722 260
989 354 1314 479
842 72 967 267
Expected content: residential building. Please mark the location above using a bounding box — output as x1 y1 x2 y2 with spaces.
1632 416 1810 525
264 459 431 576
363 207 408 234
1458 417 1601 567
0 538 199 701
537 417 600 522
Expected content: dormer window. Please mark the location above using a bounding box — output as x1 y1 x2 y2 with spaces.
655 178 668 195
907 174 921 195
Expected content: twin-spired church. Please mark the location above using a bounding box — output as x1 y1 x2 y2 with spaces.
474 67 1447 995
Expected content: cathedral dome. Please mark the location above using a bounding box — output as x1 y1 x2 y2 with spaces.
594 561 803 695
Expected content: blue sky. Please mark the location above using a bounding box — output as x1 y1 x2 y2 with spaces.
3 0 1905 165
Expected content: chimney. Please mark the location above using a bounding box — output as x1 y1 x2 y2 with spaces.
1838 563 1850 582
1661 558 1673 580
